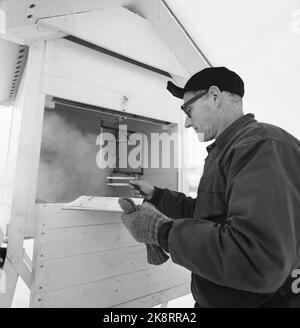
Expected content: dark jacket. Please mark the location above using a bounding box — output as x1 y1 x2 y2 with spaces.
151 113 300 307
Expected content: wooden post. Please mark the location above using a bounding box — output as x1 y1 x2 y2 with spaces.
0 41 46 307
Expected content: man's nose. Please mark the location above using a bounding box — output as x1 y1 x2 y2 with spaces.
185 116 192 128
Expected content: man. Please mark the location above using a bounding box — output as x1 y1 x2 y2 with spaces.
118 67 300 307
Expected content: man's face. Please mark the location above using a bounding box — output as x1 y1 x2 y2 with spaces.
183 90 218 142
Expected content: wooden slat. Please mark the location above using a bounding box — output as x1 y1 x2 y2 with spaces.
34 245 151 292
112 283 190 308
0 24 66 45
0 0 135 29
37 223 139 260
32 263 190 307
37 204 121 229
32 0 135 21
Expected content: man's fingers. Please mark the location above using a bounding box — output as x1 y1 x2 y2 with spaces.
129 183 138 191
129 184 141 196
129 180 143 196
134 190 142 196
129 180 140 186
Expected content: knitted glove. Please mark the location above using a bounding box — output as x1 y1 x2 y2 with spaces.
145 244 169 265
118 197 171 265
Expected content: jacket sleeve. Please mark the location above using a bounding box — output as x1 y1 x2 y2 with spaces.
168 139 299 293
150 186 196 219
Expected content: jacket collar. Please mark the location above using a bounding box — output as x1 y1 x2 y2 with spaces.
206 113 256 153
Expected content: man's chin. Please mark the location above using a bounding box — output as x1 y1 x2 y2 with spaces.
196 131 206 142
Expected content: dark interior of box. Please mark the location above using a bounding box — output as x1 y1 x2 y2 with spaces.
36 100 178 203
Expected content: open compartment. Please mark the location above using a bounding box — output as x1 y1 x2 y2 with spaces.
36 97 179 203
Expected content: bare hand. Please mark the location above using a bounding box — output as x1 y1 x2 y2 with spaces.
129 180 155 200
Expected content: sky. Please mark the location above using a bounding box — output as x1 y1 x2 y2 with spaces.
170 0 300 138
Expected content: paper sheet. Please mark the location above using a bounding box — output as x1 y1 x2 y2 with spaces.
63 195 143 211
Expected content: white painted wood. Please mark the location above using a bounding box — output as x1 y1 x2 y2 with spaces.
42 74 179 124
32 0 136 20
0 104 13 216
32 0 135 21
38 7 189 77
37 204 122 229
34 245 152 292
37 223 140 260
0 0 136 29
0 38 20 102
42 38 181 123
23 250 32 271
112 283 190 307
30 208 43 307
132 0 210 76
0 0 27 28
0 24 66 45
32 264 190 307
43 40 180 122
41 36 177 110
9 257 32 289
2 42 46 306
31 203 190 307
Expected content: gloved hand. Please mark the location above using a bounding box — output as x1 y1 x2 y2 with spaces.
118 198 173 244
118 197 172 265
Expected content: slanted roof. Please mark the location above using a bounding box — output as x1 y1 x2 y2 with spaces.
0 0 209 104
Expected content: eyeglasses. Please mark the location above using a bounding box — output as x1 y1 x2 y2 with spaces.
181 90 207 118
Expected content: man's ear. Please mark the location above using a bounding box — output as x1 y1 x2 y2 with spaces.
208 86 222 107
